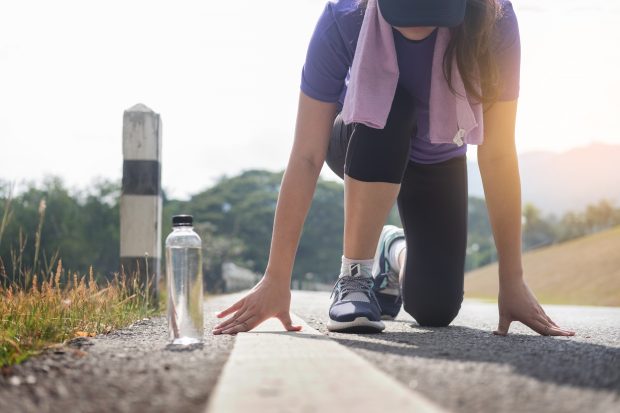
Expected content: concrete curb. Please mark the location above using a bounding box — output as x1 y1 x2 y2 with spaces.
206 313 448 413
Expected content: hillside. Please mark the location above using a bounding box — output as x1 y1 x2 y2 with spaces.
467 143 620 214
464 225 620 306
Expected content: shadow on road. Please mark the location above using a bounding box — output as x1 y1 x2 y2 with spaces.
254 325 620 393
336 323 620 392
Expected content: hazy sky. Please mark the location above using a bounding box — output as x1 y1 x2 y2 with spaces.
1 0 618 199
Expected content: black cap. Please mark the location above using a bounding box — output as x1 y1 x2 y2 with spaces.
378 0 467 28
172 215 193 227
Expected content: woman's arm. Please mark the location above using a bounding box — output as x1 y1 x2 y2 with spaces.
265 92 339 282
478 100 574 337
213 92 338 334
478 100 523 282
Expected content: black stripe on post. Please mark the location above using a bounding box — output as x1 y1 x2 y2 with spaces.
122 160 161 195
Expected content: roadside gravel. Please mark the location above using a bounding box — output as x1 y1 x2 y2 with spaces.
0 295 236 413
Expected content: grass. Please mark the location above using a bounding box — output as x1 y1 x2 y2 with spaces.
0 187 160 367
465 225 620 306
0 263 158 366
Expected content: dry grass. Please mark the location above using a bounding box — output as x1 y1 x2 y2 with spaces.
0 262 158 366
465 225 620 306
0 187 159 367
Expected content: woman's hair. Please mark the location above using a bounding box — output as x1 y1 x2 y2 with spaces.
357 0 503 105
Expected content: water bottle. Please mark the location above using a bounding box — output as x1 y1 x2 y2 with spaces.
166 215 204 345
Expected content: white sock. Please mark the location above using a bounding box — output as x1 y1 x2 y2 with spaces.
339 256 374 278
387 239 406 273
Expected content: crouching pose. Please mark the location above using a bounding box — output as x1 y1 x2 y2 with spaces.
213 0 575 337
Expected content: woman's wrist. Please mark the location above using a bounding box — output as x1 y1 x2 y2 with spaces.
498 266 524 287
264 262 293 285
495 247 523 285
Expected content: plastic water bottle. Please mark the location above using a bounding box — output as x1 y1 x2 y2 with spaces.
166 215 204 345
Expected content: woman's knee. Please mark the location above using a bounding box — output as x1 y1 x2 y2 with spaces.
344 123 411 183
343 85 415 184
325 113 351 180
402 292 463 327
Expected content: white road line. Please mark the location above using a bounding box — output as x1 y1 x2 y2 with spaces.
206 313 449 413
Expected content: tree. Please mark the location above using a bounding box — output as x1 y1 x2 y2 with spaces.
465 197 496 271
185 170 282 274
295 180 344 283
178 170 348 284
522 203 556 250
0 178 121 282
585 199 616 232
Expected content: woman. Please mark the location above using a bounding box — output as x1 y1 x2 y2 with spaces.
213 0 575 337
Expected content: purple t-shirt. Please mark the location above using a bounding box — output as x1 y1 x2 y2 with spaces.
301 0 521 164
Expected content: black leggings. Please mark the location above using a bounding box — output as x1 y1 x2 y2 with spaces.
325 85 467 327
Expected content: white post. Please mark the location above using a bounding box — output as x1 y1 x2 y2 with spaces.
120 103 162 302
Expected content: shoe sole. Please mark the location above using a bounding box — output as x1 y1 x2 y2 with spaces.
327 317 385 333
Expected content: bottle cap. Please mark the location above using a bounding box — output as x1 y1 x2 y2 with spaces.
172 215 193 227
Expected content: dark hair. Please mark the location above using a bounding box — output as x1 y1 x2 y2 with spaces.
357 0 503 105
446 0 502 105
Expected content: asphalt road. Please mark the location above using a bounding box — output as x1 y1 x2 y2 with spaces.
289 290 620 413
1 291 618 413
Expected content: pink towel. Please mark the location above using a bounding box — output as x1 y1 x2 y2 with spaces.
341 0 483 146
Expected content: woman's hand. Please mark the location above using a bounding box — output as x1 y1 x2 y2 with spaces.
212 276 302 335
494 278 575 337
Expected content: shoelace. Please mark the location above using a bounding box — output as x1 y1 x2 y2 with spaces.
330 275 375 300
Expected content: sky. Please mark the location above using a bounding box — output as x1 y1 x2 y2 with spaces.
1 0 619 199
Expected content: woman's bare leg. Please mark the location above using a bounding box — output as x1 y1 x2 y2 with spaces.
398 246 407 289
343 176 401 260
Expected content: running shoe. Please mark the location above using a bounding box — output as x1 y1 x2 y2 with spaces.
371 225 405 320
327 263 385 333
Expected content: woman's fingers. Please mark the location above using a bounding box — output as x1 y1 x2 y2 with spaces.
496 312 576 337
534 312 575 336
543 322 575 336
525 314 552 335
214 312 304 335
278 312 303 332
548 326 575 336
216 299 244 318
213 306 261 334
220 316 259 335
540 324 574 336
542 312 561 328
234 310 259 327
529 316 575 336
533 301 575 335
534 313 553 328
528 318 552 336
219 312 304 335
213 309 247 332
493 314 512 336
